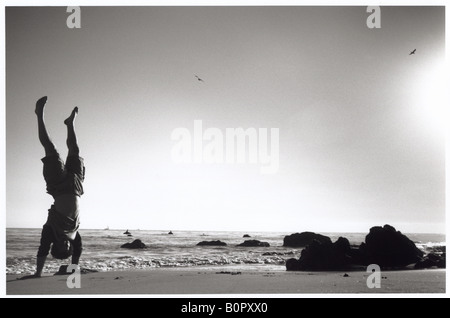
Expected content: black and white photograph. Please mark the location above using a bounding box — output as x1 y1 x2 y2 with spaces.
2 2 447 299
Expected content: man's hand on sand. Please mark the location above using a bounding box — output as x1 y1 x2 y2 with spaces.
18 273 41 280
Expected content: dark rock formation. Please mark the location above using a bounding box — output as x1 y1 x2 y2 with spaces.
438 253 446 268
286 224 427 271
286 237 353 271
197 240 227 246
120 239 147 249
414 253 446 269
348 243 369 266
286 258 301 271
363 225 424 268
237 240 270 247
243 234 251 238
283 232 332 247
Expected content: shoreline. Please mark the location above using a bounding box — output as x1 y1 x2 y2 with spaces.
6 267 446 295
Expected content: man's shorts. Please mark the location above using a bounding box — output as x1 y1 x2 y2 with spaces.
41 154 85 197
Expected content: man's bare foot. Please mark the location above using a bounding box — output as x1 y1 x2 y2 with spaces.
64 107 78 126
35 96 48 117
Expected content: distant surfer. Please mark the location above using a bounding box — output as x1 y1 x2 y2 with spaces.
21 96 85 279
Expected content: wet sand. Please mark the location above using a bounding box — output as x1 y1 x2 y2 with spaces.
6 268 446 296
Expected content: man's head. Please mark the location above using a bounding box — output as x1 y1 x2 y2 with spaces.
51 239 73 260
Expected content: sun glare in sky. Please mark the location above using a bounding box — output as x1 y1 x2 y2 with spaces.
412 57 448 137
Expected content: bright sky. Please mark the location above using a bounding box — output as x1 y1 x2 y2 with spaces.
5 6 446 233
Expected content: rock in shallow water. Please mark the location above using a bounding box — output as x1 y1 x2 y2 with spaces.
237 240 270 247
196 240 227 246
283 232 332 247
120 239 147 249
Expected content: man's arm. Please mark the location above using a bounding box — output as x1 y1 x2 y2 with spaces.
19 256 47 279
71 232 82 265
35 256 47 277
21 225 52 279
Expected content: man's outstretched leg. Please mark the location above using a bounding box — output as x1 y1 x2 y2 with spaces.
64 106 85 195
64 107 79 156
35 96 58 156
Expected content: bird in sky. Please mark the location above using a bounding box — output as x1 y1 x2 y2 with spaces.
409 49 416 55
195 75 204 82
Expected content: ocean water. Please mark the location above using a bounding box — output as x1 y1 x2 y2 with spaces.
6 228 445 275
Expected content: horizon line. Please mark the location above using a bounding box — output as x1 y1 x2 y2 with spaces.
5 226 446 236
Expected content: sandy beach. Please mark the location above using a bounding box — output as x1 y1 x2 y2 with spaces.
6 268 446 296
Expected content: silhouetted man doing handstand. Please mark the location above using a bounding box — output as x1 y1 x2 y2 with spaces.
24 96 85 278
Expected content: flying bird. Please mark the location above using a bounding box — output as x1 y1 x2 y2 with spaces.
409 49 416 55
195 75 204 82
